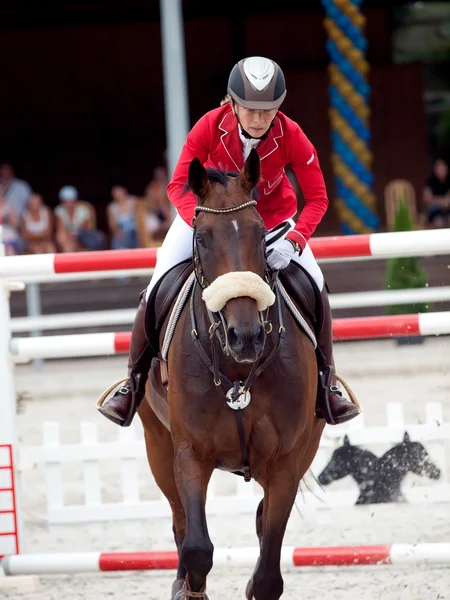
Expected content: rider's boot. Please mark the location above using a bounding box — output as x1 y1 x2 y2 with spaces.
316 287 360 425
98 291 154 426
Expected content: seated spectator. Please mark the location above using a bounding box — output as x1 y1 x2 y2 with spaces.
0 163 32 217
55 185 105 252
423 158 450 228
0 187 21 255
21 193 56 254
107 185 138 250
143 167 172 240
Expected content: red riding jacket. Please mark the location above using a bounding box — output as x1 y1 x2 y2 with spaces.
167 104 328 250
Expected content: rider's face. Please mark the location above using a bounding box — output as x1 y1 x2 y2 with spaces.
233 104 278 138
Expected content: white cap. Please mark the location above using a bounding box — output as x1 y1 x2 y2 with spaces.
59 185 78 201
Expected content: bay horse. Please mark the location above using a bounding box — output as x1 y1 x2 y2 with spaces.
138 150 325 599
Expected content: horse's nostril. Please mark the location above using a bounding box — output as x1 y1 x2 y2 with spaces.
255 324 265 347
227 326 243 350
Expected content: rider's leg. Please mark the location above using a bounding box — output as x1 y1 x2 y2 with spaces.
98 216 194 426
290 243 360 425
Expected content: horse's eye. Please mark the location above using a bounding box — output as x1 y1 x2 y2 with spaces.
196 235 207 248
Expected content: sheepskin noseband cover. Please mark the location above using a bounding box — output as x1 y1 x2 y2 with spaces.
202 271 276 313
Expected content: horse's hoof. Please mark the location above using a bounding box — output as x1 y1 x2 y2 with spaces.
172 578 185 600
173 592 209 599
245 578 254 599
172 580 209 599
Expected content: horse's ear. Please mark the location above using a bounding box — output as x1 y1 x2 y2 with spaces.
239 148 260 193
188 158 210 203
343 435 350 446
403 431 410 443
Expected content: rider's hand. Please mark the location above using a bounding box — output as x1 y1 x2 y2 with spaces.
267 239 300 271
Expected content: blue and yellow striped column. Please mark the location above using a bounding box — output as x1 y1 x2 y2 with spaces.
321 0 378 234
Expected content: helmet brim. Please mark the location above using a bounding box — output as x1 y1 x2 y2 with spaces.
228 88 286 111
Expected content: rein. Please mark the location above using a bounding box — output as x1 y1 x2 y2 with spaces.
190 199 285 482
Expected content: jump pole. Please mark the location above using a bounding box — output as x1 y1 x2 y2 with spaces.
1 229 450 279
8 311 450 361
3 544 450 575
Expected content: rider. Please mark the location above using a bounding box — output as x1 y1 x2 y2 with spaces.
99 56 360 427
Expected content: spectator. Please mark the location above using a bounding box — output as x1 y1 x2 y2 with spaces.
143 167 172 239
107 185 138 249
21 193 56 254
0 190 20 255
55 185 105 252
0 163 32 217
423 158 450 228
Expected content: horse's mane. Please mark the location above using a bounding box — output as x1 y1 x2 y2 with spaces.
205 168 239 186
182 168 239 196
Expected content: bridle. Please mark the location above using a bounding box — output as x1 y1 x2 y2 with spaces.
190 199 286 482
192 199 259 290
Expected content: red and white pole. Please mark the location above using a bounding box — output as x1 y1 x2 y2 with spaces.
0 229 450 279
8 312 450 360
3 544 450 575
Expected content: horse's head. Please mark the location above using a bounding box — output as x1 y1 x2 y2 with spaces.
189 149 273 363
399 432 441 480
318 435 378 486
318 436 355 485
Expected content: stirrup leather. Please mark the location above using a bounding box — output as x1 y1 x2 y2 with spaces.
316 364 337 425
316 366 361 425
121 371 146 427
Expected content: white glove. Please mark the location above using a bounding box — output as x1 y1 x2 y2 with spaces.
267 239 298 271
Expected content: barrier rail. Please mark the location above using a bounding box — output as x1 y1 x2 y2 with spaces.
1 229 450 280
9 287 450 333
3 543 450 575
9 312 450 360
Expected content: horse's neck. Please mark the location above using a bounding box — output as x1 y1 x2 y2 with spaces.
372 451 407 489
349 449 378 484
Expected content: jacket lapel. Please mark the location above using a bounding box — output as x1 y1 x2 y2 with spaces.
218 110 243 171
257 116 284 161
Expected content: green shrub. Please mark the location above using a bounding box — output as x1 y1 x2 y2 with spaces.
384 200 429 315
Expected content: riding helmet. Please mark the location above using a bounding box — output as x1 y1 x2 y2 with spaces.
227 56 287 110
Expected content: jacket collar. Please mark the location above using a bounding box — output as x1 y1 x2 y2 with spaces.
218 110 284 170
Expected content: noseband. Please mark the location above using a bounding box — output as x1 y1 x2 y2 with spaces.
190 199 286 482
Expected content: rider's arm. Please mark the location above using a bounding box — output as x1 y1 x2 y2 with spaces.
284 125 329 251
167 115 211 226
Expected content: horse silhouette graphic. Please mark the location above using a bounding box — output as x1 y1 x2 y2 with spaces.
318 432 441 504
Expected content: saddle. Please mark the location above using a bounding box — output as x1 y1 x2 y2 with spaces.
145 259 322 358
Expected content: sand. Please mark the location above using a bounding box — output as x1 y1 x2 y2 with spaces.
2 337 450 599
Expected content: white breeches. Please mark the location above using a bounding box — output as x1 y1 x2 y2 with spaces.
146 215 324 301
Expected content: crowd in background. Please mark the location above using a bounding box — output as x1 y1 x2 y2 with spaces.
1 157 449 257
424 158 450 228
0 163 173 256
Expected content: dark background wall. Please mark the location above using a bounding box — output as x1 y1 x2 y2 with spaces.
0 2 427 233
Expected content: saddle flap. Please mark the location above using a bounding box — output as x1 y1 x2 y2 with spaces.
278 261 322 331
145 259 193 354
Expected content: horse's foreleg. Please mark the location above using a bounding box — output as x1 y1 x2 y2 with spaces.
174 445 214 597
247 463 300 600
139 401 187 598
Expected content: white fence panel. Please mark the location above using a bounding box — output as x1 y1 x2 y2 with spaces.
17 402 450 525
